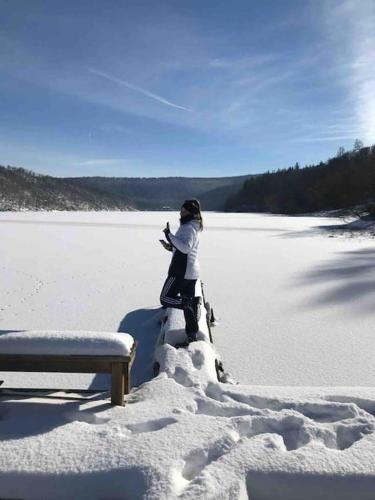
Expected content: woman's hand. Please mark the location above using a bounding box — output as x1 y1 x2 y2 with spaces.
159 239 172 251
163 221 170 236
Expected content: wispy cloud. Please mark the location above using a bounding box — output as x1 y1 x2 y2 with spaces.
74 158 128 167
96 124 131 135
291 135 358 143
325 0 375 144
4 0 372 175
208 54 277 70
87 67 191 112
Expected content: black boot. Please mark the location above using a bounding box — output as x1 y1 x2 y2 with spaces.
182 296 201 342
192 296 202 323
183 307 197 342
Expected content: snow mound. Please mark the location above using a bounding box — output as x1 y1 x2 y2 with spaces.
155 341 219 388
154 279 225 389
1 319 375 499
142 285 375 499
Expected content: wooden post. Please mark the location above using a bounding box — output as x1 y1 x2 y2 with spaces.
111 362 125 406
124 363 131 395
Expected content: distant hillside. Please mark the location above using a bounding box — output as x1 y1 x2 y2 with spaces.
225 146 375 214
6 145 375 215
66 175 252 210
0 166 133 211
0 165 253 211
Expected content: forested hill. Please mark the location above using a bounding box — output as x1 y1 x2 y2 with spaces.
0 166 133 211
6 145 375 214
0 165 252 211
225 146 375 214
67 175 251 210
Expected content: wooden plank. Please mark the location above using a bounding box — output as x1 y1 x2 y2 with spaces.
0 354 134 374
0 354 131 363
111 363 125 406
0 358 112 373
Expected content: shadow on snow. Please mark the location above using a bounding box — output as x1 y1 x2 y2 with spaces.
88 307 162 391
293 247 375 313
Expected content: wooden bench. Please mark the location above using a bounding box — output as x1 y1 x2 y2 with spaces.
0 331 136 406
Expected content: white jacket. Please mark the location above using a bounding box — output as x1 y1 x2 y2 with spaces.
167 220 200 279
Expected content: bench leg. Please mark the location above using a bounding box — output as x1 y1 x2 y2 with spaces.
124 362 131 395
111 363 124 406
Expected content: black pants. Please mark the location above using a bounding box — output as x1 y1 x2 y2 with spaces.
160 276 196 309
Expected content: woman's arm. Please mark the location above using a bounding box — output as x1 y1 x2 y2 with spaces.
166 224 197 254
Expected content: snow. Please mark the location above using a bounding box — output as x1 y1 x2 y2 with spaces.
0 211 375 498
0 330 134 356
155 285 218 386
201 213 375 386
2 210 374 386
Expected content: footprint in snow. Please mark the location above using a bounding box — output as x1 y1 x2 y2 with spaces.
127 417 177 434
236 414 310 451
206 384 368 423
179 431 240 482
191 350 205 370
194 398 262 418
65 411 110 425
336 421 375 450
173 367 195 387
325 395 375 417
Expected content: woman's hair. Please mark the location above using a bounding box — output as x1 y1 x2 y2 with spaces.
182 199 203 231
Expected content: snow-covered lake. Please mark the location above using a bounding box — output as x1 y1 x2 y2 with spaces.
1 211 374 387
1 211 375 500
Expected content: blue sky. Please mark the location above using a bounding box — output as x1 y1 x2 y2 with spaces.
0 0 374 177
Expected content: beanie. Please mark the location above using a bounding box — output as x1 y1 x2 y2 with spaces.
182 199 200 215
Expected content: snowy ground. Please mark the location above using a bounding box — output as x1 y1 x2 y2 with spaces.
1 211 374 386
0 211 375 499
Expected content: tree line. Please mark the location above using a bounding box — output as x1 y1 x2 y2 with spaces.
225 142 375 215
0 164 250 211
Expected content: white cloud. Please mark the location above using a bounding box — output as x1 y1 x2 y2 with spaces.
74 158 128 167
325 0 375 144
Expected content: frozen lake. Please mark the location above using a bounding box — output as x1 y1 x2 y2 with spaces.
1 211 374 387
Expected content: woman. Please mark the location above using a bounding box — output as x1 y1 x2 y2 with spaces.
159 199 203 342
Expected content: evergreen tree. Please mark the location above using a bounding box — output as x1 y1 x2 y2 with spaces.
225 145 375 215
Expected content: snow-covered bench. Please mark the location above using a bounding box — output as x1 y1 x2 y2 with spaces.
0 330 136 406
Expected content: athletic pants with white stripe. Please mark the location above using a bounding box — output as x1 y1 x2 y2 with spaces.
160 276 196 309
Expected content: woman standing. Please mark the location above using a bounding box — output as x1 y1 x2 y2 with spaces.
159 199 203 342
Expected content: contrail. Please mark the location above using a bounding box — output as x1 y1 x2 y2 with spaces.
87 67 191 112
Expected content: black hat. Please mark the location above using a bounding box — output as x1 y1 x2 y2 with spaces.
182 199 200 214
